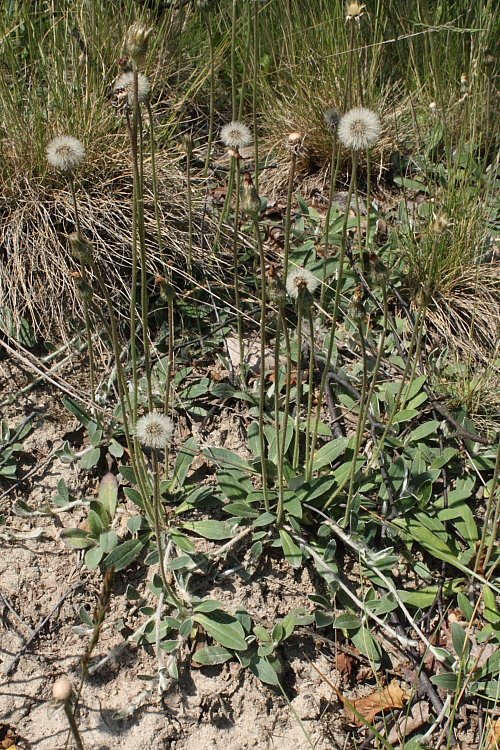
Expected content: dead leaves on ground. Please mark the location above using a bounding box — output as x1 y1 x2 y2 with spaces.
343 679 410 725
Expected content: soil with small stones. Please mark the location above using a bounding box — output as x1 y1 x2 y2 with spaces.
0 351 484 750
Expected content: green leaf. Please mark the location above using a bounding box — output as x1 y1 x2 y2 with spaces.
99 530 118 553
332 614 361 630
279 529 302 568
182 520 233 540
392 409 419 424
202 446 257 473
85 546 104 569
224 502 260 518
249 657 280 685
408 421 440 443
193 599 223 613
123 487 145 509
62 397 92 427
351 626 382 666
99 473 118 517
60 528 93 549
102 537 147 572
451 622 469 660
430 672 460 691
171 437 197 490
193 611 248 651
80 447 101 470
312 437 349 471
191 646 232 665
108 439 124 458
118 465 137 484
87 509 104 537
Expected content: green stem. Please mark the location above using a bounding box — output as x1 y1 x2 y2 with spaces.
283 151 297 280
292 299 304 471
308 152 359 482
344 320 368 527
203 10 215 178
475 438 500 572
253 215 269 511
252 1 260 193
320 135 340 309
232 161 245 386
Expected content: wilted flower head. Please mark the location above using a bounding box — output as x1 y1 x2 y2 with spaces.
46 136 85 172
286 267 319 299
135 413 173 449
369 252 388 287
125 22 153 63
69 233 93 264
349 286 365 323
220 121 252 150
113 72 150 108
241 171 261 217
338 107 381 151
324 107 341 132
346 2 365 22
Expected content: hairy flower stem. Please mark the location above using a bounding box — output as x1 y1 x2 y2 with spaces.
292 299 304 471
232 163 245 386
230 0 237 119
151 450 182 608
475 438 500 573
252 1 260 193
283 150 297 280
68 176 96 411
276 306 292 526
307 152 359 482
184 138 194 276
364 150 372 275
344 321 368 526
62 701 85 750
320 138 341 309
202 10 215 177
252 216 270 511
304 306 316 475
145 100 166 272
163 292 175 478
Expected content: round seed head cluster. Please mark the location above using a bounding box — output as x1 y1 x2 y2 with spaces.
135 413 174 449
220 121 252 150
113 72 151 106
286 267 319 298
46 136 85 172
338 107 381 151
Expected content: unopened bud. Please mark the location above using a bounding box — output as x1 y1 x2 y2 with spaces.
125 23 153 64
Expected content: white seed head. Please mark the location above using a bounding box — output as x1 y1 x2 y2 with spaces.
220 121 252 150
52 677 73 703
135 413 174 449
286 267 319 299
113 72 151 106
46 136 85 172
338 107 381 151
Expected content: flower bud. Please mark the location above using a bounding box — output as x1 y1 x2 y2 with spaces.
69 233 93 264
125 22 153 64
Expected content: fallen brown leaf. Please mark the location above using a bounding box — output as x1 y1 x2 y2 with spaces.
388 701 430 744
345 680 410 725
335 652 355 681
485 717 500 750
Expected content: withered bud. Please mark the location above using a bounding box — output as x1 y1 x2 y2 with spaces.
70 271 94 302
349 286 365 324
52 677 73 703
125 22 153 64
69 233 93 264
369 252 389 287
241 171 261 218
155 276 175 302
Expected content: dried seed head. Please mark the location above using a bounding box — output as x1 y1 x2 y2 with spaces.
52 678 73 703
338 107 381 151
125 22 153 63
241 171 261 218
324 107 341 132
113 72 150 108
70 271 94 302
286 267 319 299
428 214 450 234
349 286 365 323
369 252 388 287
135 413 174 449
220 121 252 150
69 233 93 264
346 2 365 21
46 136 85 173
